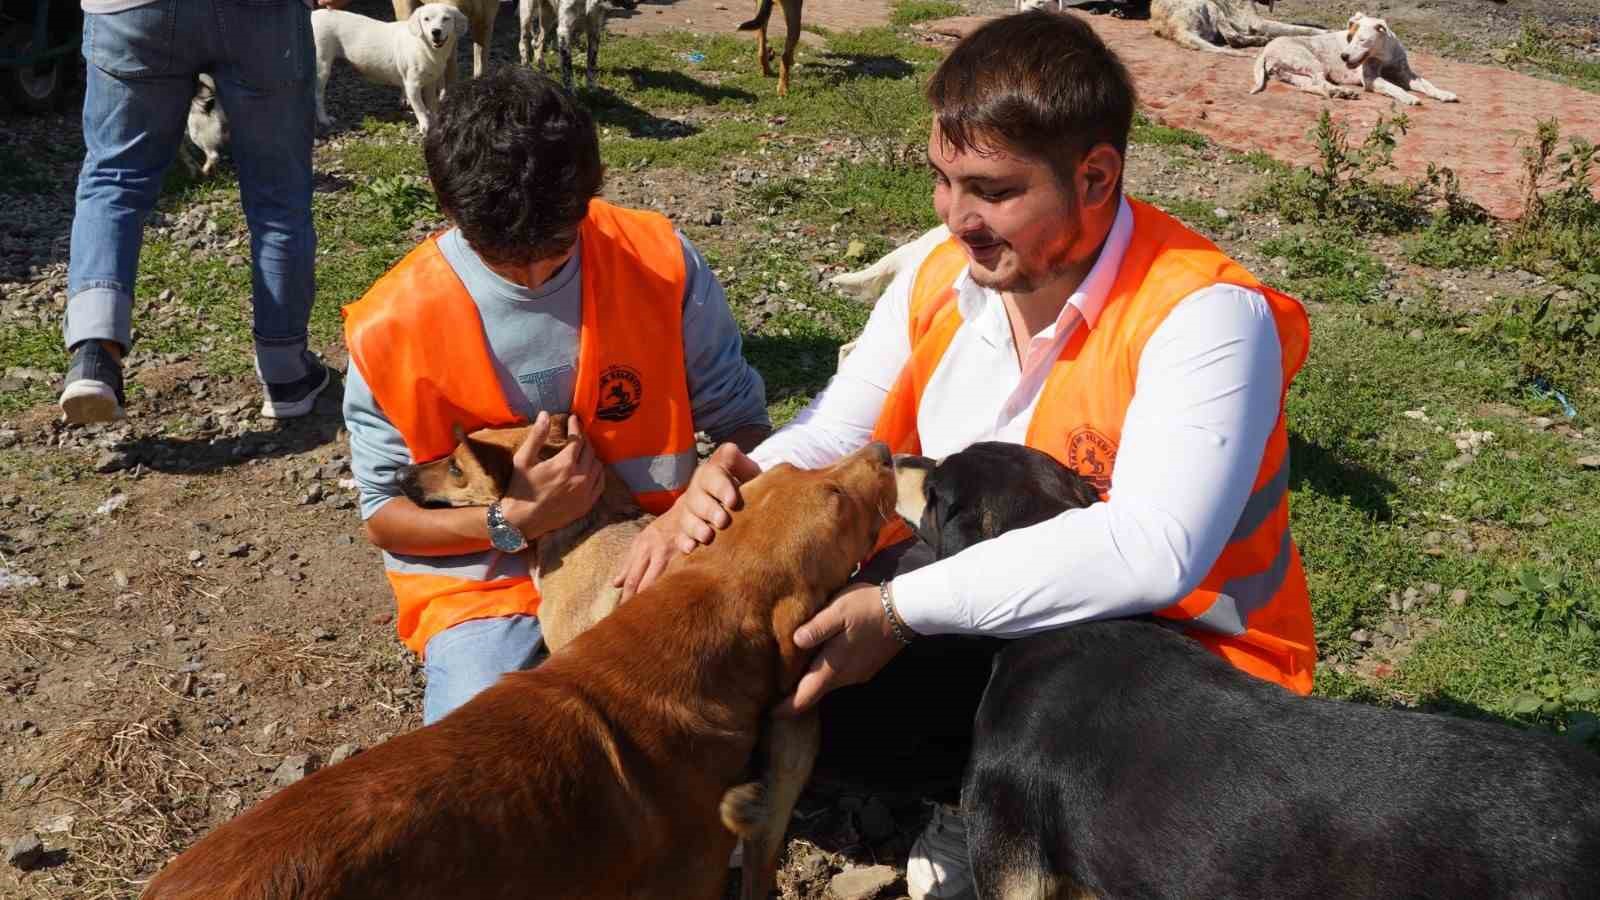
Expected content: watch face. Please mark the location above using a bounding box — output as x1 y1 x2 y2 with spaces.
490 523 525 553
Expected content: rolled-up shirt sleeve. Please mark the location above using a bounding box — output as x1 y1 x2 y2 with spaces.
891 285 1286 636
679 235 772 442
748 263 914 471
342 362 414 521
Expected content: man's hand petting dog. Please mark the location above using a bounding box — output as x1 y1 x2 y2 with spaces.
614 442 761 600
499 411 605 541
776 581 907 717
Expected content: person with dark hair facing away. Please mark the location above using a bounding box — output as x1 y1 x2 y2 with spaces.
341 66 770 725
622 10 1316 897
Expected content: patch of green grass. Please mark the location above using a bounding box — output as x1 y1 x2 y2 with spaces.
1146 196 1237 240
0 143 52 195
1260 230 1387 305
1402 219 1501 269
1130 112 1207 149
0 324 64 414
754 160 937 235
890 0 961 26
1504 20 1600 93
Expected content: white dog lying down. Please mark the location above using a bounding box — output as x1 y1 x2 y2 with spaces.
1252 11 1457 105
312 3 469 133
1151 0 1322 57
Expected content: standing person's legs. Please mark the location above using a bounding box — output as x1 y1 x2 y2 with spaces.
209 0 325 418
421 614 546 724
61 1 199 423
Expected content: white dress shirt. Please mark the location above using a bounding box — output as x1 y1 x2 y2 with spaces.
750 197 1287 637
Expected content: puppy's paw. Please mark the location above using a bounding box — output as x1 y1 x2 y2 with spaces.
719 782 767 838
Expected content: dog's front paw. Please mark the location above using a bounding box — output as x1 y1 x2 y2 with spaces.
1438 91 1459 102
718 782 767 838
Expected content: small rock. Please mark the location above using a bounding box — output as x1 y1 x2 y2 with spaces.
271 753 316 787
188 549 205 563
327 743 360 766
94 450 132 473
1350 629 1372 645
1450 588 1469 606
57 573 82 591
1531 416 1554 430
301 484 324 505
5 833 45 871
845 239 867 259
15 773 37 790
1405 328 1424 342
829 864 897 900
227 542 252 558
112 569 130 589
1576 455 1600 470
38 814 74 835
260 721 281 744
1423 583 1441 597
1521 512 1550 528
309 626 335 642
1402 409 1428 421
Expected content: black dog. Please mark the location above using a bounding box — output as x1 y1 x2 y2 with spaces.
894 442 1600 899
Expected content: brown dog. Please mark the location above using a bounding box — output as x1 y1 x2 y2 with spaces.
394 415 643 651
142 443 896 900
738 0 803 96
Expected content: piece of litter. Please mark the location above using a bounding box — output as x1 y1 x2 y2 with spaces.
1529 377 1578 418
0 569 42 592
679 51 706 63
95 494 128 515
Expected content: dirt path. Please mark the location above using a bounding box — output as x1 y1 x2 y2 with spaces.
608 0 894 44
923 7 1600 219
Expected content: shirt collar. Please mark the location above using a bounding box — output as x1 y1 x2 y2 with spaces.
952 194 1134 334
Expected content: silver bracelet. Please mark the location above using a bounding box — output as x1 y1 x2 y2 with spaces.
879 581 914 647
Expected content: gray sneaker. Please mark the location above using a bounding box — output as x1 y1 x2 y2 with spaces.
260 353 331 419
59 341 126 424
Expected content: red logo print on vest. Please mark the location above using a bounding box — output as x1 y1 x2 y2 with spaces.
1064 427 1116 495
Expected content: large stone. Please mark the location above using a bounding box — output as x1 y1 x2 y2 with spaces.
829 865 897 900
271 753 316 787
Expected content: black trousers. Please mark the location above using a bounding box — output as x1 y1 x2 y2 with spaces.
813 541 1002 803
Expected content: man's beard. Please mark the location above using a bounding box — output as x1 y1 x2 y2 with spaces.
967 237 1078 294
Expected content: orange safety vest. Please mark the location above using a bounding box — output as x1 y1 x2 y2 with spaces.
342 199 695 656
871 198 1317 694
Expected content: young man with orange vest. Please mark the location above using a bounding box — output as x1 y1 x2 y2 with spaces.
341 67 770 725
625 10 1316 898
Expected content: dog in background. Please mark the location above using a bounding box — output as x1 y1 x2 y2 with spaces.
894 441 1600 899
142 444 899 900
519 0 608 91
1150 0 1322 56
1252 11 1458 105
738 0 803 97
182 73 227 177
393 0 501 88
312 3 469 133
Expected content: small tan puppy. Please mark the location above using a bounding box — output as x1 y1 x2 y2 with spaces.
396 413 645 650
393 0 500 88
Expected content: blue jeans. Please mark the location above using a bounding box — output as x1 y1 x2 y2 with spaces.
66 0 318 384
422 614 546 725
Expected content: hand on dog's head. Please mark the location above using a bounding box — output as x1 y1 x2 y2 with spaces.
397 415 571 508
893 442 1100 559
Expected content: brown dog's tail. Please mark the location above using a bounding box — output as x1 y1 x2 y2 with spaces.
738 0 775 31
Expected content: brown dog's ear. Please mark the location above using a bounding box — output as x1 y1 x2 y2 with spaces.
770 590 826 694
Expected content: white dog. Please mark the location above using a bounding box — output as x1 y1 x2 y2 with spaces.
1151 0 1323 56
312 3 469 133
183 73 228 177
519 0 607 91
1251 12 1457 105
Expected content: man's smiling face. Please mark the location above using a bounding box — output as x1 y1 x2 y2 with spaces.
927 123 1081 295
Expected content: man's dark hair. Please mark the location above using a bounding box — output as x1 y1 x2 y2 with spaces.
423 67 604 267
924 10 1136 188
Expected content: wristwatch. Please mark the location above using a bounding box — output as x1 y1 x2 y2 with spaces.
486 501 528 553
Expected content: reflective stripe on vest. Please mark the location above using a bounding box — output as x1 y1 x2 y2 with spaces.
870 197 1317 695
343 199 695 656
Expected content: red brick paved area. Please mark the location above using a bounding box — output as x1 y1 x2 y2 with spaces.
921 14 1600 219
608 0 892 45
